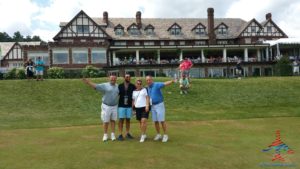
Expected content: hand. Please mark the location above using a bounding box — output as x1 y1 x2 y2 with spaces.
82 78 90 84
145 106 149 112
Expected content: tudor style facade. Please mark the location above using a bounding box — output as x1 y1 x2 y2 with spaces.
1 8 291 77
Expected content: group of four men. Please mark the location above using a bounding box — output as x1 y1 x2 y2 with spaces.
82 75 175 143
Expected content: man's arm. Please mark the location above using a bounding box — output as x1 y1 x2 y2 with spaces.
164 79 175 86
82 78 97 89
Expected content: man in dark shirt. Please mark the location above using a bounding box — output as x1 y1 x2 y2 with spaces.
118 74 136 140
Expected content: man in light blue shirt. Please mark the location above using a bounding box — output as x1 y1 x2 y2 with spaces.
35 57 44 81
82 75 119 142
146 75 175 143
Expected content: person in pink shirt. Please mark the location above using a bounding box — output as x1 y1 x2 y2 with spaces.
178 57 193 79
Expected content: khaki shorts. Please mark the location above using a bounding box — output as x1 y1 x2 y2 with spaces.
101 103 118 123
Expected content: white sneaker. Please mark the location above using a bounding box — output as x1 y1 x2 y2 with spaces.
162 135 168 143
140 134 147 143
111 133 116 141
103 134 108 142
180 91 183 95
154 134 162 141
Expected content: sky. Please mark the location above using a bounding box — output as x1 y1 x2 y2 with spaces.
0 0 299 41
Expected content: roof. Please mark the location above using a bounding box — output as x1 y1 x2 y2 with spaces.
0 41 41 60
60 17 248 40
265 38 300 46
0 42 15 60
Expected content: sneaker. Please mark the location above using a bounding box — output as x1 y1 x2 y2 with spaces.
126 133 134 139
153 134 162 141
162 135 168 143
180 91 183 95
184 91 188 94
140 134 147 143
117 134 124 141
111 133 116 141
103 134 108 142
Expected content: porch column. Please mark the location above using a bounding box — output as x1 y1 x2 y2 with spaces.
257 49 261 62
136 50 140 64
179 50 183 60
270 48 273 61
266 47 269 61
244 48 248 62
112 51 116 66
223 48 227 62
157 50 160 64
201 49 205 63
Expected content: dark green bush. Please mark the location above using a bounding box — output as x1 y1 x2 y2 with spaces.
81 65 100 78
47 67 65 79
4 68 17 79
16 68 26 79
275 56 293 76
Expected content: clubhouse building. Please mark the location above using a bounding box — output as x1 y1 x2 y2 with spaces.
1 8 299 77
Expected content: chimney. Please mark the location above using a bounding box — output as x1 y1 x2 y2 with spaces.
103 11 108 25
266 13 272 20
207 8 216 45
136 11 142 28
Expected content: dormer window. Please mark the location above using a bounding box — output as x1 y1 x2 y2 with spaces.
114 24 124 36
216 23 228 35
267 26 272 33
192 23 206 36
127 23 140 36
145 24 155 36
168 23 181 36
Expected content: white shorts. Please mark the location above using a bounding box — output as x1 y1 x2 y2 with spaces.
151 102 165 122
36 70 44 75
293 67 299 73
101 103 118 123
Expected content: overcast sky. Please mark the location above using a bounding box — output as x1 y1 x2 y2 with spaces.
0 0 299 41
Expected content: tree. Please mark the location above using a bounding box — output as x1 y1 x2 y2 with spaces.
0 32 12 41
12 31 24 42
32 35 42 41
275 55 293 76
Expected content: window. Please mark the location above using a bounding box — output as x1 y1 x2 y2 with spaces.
128 25 140 36
115 28 124 36
169 24 181 36
267 26 272 33
72 49 88 64
145 28 154 36
169 41 175 45
144 41 154 46
180 41 185 45
217 25 228 35
91 49 106 63
160 41 165 46
28 52 49 65
114 41 127 46
134 42 140 46
77 25 89 34
217 40 228 45
53 50 69 64
193 24 206 35
195 41 206 45
251 26 256 33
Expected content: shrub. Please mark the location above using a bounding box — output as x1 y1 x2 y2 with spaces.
275 55 293 76
4 68 17 79
47 67 65 79
0 72 3 80
16 68 26 79
81 65 100 78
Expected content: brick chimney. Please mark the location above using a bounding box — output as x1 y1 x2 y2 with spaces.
103 11 108 25
136 11 142 28
207 8 216 45
266 13 272 20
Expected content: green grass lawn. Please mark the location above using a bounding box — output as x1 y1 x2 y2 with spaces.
0 77 299 169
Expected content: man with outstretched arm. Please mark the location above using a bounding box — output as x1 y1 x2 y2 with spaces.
82 75 119 142
146 75 175 143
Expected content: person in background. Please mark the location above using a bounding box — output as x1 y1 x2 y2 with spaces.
24 58 35 80
293 59 299 75
179 74 190 94
35 57 44 81
236 58 243 80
